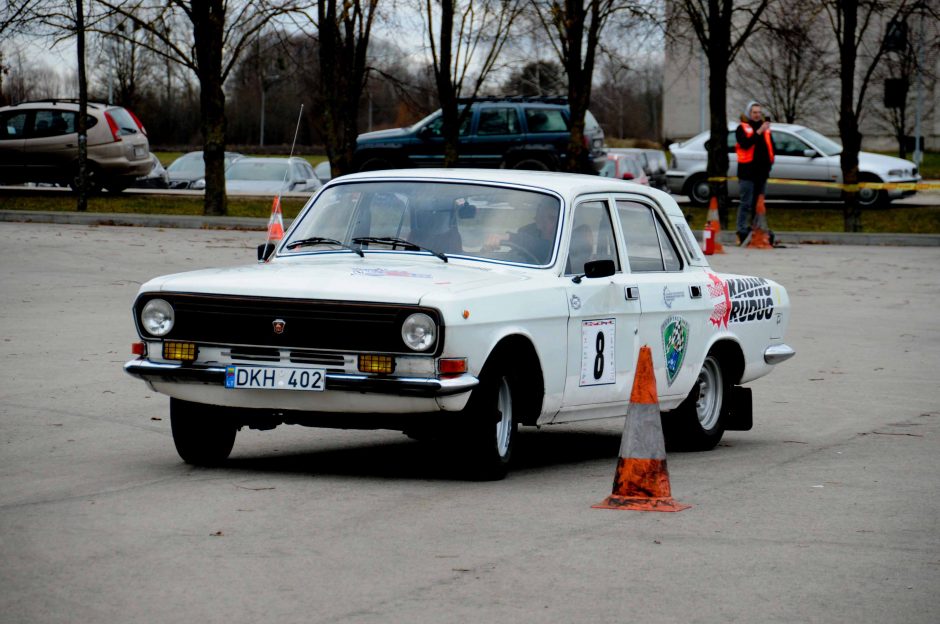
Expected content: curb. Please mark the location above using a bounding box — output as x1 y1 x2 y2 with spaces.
2 209 939 247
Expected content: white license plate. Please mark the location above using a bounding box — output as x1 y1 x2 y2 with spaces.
224 366 325 391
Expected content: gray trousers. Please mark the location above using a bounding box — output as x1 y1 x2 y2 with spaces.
737 178 767 237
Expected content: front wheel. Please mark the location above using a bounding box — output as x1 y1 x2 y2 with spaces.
662 354 726 451
857 176 889 209
461 365 519 480
170 398 237 466
685 174 711 206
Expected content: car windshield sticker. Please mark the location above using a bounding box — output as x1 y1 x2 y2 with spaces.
727 277 774 322
662 315 689 386
580 319 616 386
706 272 730 328
351 268 433 279
663 286 685 308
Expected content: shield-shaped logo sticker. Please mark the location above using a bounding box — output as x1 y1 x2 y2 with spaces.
661 315 689 386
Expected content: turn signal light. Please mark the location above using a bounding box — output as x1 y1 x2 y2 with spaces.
438 358 467 375
359 354 394 374
131 342 146 356
163 341 197 361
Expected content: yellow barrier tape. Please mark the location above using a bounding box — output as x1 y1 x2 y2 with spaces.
706 176 940 191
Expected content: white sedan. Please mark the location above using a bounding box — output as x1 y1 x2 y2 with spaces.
125 169 794 479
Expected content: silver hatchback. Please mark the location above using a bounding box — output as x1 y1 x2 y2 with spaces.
667 122 920 208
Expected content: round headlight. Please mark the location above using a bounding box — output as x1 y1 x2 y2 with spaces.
141 298 175 337
401 313 436 352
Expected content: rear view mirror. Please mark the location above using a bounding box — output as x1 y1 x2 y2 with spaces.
417 126 433 140
258 242 276 262
457 201 477 219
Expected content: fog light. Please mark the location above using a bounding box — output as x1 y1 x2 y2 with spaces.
438 358 467 375
163 341 197 361
359 354 394 374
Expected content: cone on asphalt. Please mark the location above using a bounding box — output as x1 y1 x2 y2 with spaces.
747 194 773 249
266 195 285 242
703 196 724 255
593 346 691 512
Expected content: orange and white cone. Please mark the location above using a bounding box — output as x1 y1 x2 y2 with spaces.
747 194 773 249
703 196 724 255
593 346 691 512
266 195 285 242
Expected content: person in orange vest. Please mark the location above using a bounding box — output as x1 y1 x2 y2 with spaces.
735 100 774 245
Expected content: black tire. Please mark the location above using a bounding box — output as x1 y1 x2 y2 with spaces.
356 155 395 172
510 157 551 171
459 362 520 480
857 175 889 209
685 174 710 206
662 354 727 451
169 398 237 466
68 164 103 195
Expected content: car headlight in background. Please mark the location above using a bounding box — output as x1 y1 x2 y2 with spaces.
401 313 436 352
191 178 206 189
888 169 903 177
141 298 175 336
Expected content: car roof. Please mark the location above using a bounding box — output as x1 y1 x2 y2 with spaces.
330 168 681 216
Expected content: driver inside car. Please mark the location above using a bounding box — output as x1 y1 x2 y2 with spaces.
483 198 559 264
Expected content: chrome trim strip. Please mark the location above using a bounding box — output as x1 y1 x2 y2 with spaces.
123 359 478 397
764 344 796 365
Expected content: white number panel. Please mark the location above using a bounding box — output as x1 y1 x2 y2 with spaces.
580 319 616 386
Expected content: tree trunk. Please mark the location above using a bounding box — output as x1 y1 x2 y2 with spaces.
706 7 731 228
436 0 459 168
76 0 88 212
837 0 861 232
193 1 227 217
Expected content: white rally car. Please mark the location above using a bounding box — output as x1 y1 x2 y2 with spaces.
125 169 794 478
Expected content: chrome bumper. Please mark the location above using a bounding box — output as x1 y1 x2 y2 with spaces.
124 359 479 398
764 344 796 365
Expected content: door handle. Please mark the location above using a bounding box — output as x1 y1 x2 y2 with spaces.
690 285 702 298
624 286 639 300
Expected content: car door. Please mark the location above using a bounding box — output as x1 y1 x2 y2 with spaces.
409 110 475 167
560 198 641 415
768 130 838 199
23 109 79 183
467 106 524 167
614 198 709 402
0 110 30 182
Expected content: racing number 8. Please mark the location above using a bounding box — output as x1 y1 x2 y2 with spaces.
593 331 605 380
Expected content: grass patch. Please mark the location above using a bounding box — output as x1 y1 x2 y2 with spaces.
683 203 940 234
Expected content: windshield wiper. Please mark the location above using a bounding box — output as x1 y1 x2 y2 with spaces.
285 236 364 257
352 236 448 263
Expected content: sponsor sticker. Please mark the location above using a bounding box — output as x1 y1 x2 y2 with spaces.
661 315 689 386
351 268 433 279
726 277 775 323
580 319 616 386
663 286 685 308
706 272 730 328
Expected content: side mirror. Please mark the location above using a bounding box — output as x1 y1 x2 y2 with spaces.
258 242 276 262
417 126 433 140
803 149 818 158
583 259 615 279
622 172 634 180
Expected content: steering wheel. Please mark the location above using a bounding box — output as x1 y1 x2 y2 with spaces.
502 240 541 264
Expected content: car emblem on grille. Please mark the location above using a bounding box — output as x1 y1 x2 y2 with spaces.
272 319 286 334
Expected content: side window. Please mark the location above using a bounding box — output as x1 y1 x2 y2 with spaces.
476 108 520 135
525 108 567 133
616 201 683 272
0 112 29 139
772 132 810 156
32 110 77 137
421 109 472 137
566 200 619 275
727 130 736 153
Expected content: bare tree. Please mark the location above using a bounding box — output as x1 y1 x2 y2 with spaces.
669 0 770 227
734 0 833 124
95 0 298 216
821 0 934 231
420 0 524 168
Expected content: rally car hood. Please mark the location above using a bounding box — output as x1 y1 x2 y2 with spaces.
139 255 533 305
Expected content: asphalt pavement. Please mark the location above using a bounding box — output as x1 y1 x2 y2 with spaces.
0 223 938 623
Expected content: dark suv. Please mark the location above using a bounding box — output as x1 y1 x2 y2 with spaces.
353 96 606 173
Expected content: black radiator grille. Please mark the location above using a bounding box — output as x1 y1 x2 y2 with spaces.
136 293 442 355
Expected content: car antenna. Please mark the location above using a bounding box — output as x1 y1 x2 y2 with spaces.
265 104 305 255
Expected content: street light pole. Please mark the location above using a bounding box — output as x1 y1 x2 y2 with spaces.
913 5 925 167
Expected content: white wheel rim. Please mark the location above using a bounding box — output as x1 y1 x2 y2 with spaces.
695 357 723 431
495 378 512 458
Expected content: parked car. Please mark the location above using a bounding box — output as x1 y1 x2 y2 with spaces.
224 157 322 194
353 96 607 173
124 168 794 479
599 152 650 185
609 147 668 190
0 99 150 192
667 122 921 207
132 152 169 189
166 150 243 189
314 160 332 184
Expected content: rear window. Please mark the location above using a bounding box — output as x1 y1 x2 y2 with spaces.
106 107 140 136
525 108 567 133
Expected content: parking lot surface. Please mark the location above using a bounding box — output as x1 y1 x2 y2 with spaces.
1 223 938 623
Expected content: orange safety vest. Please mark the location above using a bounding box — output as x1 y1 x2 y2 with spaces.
736 123 774 164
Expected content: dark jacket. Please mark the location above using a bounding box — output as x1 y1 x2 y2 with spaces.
736 119 773 181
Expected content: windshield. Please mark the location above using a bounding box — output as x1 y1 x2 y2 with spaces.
795 128 842 156
283 181 562 266
227 160 289 181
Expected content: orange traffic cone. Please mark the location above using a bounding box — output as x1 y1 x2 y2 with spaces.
593 346 691 512
747 194 773 249
703 196 724 255
266 195 285 242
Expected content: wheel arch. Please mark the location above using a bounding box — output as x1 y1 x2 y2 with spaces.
478 333 545 426
706 338 745 386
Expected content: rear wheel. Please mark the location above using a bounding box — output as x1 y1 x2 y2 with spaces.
356 155 396 172
69 164 103 195
170 398 237 466
686 174 710 206
662 354 726 451
509 157 551 171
